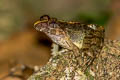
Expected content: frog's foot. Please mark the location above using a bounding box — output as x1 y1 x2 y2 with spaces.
82 57 94 72
51 43 59 56
77 53 95 72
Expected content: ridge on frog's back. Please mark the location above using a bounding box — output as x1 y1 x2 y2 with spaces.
34 15 104 56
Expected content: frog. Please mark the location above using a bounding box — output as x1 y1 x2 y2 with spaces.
28 15 120 80
34 15 104 58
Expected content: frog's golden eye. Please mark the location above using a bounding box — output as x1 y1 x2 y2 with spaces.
40 15 50 21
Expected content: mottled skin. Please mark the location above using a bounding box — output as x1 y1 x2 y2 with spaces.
28 15 120 80
34 15 104 58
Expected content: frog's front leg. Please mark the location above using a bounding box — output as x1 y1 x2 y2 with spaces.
51 43 59 56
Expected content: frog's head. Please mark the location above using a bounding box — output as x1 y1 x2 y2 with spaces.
34 15 65 37
34 15 57 32
34 15 77 50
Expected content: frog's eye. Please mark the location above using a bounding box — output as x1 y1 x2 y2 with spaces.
40 15 50 21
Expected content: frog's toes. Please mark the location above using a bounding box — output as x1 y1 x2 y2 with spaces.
51 43 59 56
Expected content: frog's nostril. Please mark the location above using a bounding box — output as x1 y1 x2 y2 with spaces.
34 21 41 31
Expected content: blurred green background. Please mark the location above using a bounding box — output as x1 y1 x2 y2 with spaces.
0 0 111 41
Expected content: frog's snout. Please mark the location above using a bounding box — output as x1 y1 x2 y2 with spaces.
34 20 41 27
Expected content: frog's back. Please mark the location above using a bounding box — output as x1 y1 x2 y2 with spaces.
59 22 105 50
